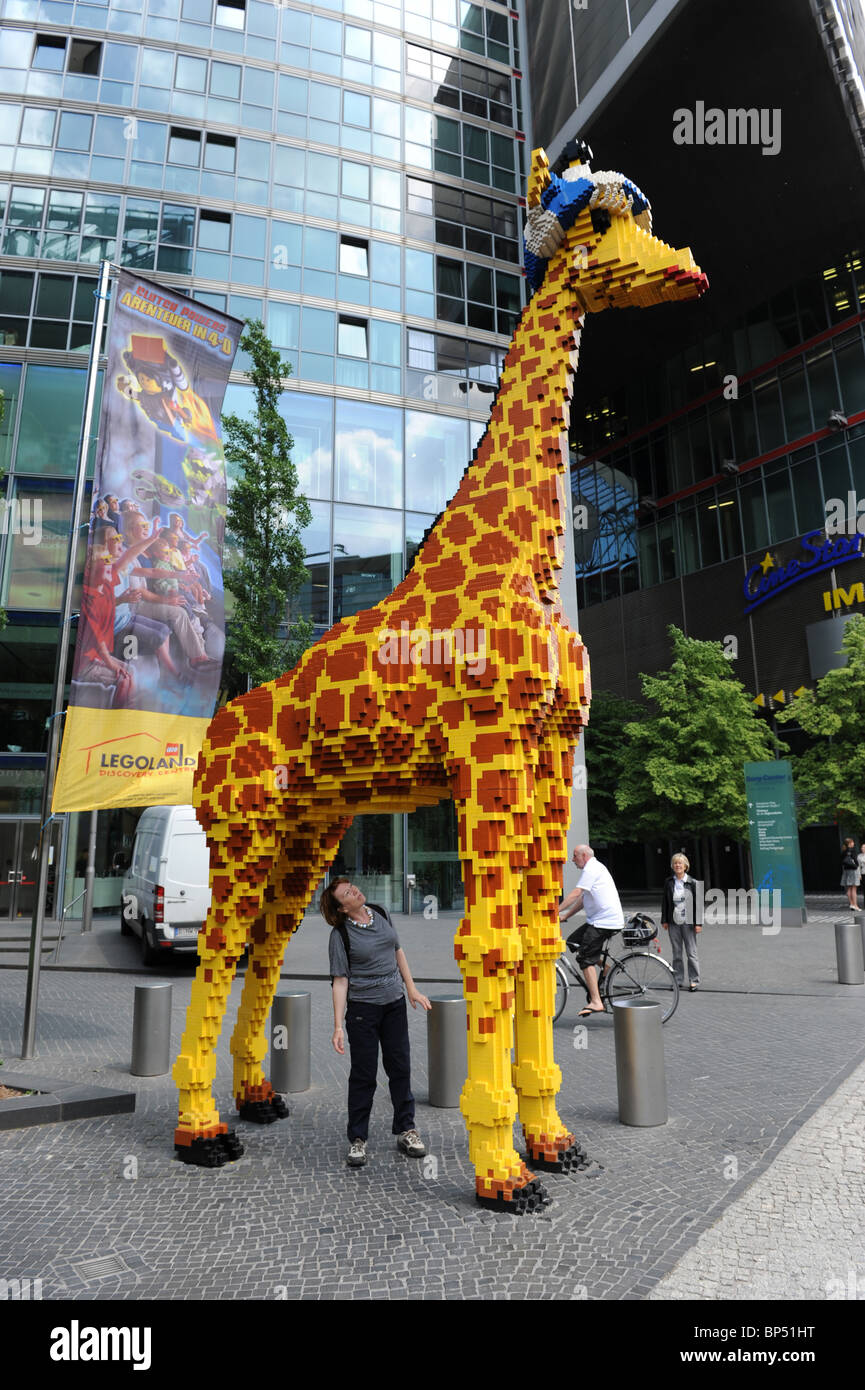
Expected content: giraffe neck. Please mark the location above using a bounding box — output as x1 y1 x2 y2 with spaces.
403 253 583 604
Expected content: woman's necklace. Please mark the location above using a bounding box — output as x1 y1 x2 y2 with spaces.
348 906 372 927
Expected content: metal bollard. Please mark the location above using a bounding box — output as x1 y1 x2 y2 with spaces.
833 920 865 985
131 981 172 1076
854 912 865 964
270 991 311 1092
612 997 667 1127
427 994 466 1107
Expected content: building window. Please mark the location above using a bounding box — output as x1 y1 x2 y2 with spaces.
176 55 208 93
68 40 101 76
338 316 368 359
215 0 246 30
32 35 66 71
406 44 513 127
339 236 369 277
198 210 231 252
204 134 236 173
407 178 521 262
168 127 202 167
32 35 101 75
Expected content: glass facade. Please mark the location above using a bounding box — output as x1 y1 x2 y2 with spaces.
572 254 865 611
0 0 523 915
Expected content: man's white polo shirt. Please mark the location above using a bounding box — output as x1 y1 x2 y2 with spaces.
577 856 624 933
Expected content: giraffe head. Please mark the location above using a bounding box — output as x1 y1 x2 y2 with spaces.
524 141 708 312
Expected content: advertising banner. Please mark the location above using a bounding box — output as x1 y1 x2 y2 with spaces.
53 272 242 811
744 760 807 926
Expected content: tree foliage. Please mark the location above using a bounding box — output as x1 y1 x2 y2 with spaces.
776 613 865 828
583 689 645 841
222 321 312 697
615 625 782 841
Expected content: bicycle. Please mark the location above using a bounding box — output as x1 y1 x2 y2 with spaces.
553 913 679 1023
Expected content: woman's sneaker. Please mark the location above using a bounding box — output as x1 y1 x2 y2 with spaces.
347 1139 367 1167
396 1129 426 1157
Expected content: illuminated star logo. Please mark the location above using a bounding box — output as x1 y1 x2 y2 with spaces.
759 551 776 575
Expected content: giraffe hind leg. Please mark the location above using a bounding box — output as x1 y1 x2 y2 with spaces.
172 819 282 1166
231 816 352 1121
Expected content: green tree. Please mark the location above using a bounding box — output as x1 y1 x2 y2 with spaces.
776 612 865 828
221 321 312 697
583 689 645 841
615 625 782 842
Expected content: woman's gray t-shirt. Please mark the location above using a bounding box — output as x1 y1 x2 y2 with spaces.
328 907 403 1004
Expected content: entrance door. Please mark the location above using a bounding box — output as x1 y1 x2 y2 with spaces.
0 820 61 919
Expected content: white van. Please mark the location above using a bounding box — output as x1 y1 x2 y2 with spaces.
121 805 211 965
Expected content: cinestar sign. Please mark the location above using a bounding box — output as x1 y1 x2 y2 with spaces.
743 531 865 615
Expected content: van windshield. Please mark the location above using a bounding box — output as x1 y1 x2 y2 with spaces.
166 831 209 890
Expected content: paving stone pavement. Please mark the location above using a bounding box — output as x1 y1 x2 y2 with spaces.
0 899 863 1301
648 1056 865 1302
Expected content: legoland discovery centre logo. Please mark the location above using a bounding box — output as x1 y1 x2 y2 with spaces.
743 530 864 615
80 732 197 777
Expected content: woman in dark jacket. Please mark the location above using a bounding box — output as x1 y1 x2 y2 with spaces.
840 837 860 910
661 852 702 991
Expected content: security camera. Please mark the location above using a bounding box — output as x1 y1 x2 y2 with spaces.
828 410 848 431
720 459 739 476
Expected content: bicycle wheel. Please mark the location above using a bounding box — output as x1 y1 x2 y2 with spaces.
553 961 569 1022
605 952 679 1022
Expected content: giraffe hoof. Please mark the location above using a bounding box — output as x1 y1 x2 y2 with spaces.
475 1176 552 1214
237 1097 290 1124
526 1138 603 1175
174 1131 244 1168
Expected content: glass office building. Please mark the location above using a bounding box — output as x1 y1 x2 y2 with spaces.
0 0 527 919
525 0 865 888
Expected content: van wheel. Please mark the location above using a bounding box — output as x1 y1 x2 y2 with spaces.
141 923 161 967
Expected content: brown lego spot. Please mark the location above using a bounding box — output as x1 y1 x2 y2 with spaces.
276 704 311 751
423 555 466 593
429 594 461 630
314 688 345 732
478 1016 496 1034
384 685 436 725
200 752 229 796
243 688 273 734
347 684 380 727
326 640 367 681
470 731 512 763
207 706 241 749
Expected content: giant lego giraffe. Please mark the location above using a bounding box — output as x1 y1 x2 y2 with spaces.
173 142 707 1210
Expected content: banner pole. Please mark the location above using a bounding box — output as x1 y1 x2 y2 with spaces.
21 259 113 1059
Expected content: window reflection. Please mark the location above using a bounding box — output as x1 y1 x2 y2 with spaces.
332 504 402 619
279 391 332 499
405 411 467 513
334 399 402 506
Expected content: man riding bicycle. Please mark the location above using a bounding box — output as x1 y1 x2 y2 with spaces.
559 845 625 1018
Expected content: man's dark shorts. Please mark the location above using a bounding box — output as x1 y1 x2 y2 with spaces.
566 922 610 968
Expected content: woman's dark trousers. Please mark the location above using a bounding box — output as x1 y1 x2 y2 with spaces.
345 996 415 1141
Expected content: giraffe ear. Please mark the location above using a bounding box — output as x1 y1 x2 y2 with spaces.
527 148 551 209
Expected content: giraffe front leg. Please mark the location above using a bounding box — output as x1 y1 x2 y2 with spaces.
515 741 601 1176
172 821 276 1166
232 908 291 1122
454 782 550 1213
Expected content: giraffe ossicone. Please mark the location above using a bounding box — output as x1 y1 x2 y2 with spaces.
172 144 707 1207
